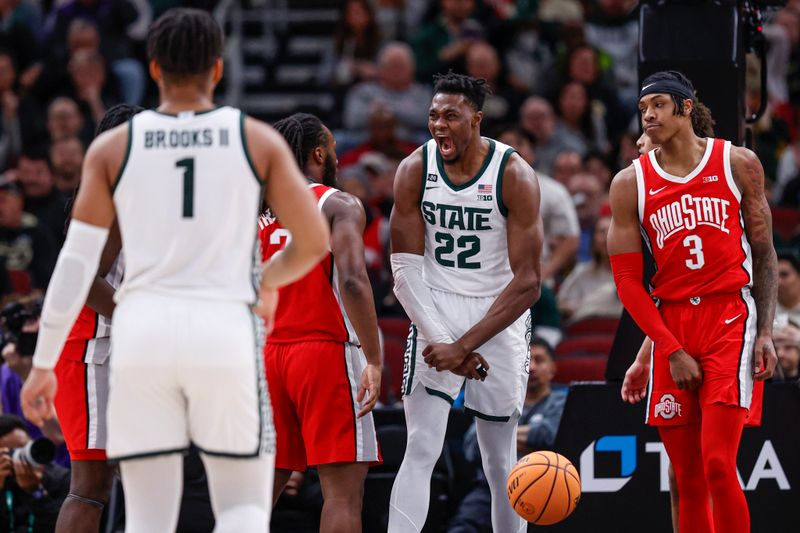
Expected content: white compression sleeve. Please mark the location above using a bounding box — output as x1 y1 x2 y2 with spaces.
476 416 526 533
33 220 109 370
388 386 451 532
390 253 453 343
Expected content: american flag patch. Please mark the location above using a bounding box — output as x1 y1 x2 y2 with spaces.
478 184 493 193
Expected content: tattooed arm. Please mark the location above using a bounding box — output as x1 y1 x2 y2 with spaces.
731 145 778 380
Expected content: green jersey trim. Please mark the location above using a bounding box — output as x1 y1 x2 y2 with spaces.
465 407 511 422
420 143 428 202
435 138 496 191
240 111 262 185
424 386 455 405
151 106 220 117
111 119 134 194
403 325 418 396
496 147 516 217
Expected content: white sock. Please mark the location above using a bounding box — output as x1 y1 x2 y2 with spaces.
202 453 274 533
476 416 527 533
388 387 451 533
120 454 183 533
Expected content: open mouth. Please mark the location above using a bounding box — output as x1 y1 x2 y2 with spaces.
436 135 456 160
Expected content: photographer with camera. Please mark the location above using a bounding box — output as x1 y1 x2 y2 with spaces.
0 415 69 533
0 299 68 468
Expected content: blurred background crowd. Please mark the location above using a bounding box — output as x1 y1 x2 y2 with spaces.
0 0 798 425
0 0 797 530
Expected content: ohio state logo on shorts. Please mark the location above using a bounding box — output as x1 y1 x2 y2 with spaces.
654 393 682 419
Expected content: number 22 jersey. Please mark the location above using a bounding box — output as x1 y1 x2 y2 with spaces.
635 137 752 301
420 137 516 298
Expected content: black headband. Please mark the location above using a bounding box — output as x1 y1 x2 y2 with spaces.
639 79 694 101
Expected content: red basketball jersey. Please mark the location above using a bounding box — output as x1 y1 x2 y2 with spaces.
635 138 752 301
259 184 355 344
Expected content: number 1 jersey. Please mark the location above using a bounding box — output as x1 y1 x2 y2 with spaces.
421 138 516 297
113 107 262 304
635 137 752 301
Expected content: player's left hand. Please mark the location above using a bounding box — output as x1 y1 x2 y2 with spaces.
423 341 469 371
20 368 57 427
450 353 490 380
753 334 777 380
357 363 381 418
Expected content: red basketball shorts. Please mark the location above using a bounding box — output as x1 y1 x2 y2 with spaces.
264 340 381 471
53 339 110 461
647 291 757 426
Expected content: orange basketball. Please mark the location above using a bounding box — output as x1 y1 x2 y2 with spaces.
506 451 581 525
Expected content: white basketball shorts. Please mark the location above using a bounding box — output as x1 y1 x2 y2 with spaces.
401 289 531 421
106 291 274 461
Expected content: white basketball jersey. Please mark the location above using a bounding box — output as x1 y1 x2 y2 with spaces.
113 107 262 304
421 137 515 297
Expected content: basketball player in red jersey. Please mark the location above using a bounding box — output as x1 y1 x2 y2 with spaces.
51 104 140 533
608 70 778 533
622 101 763 533
260 113 382 533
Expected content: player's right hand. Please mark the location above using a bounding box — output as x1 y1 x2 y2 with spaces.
621 360 650 403
254 286 279 334
451 353 490 381
357 363 381 418
667 349 703 391
21 367 57 427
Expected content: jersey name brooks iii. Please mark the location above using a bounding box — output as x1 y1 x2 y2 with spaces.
113 107 262 304
635 137 752 301
259 184 357 344
421 137 515 297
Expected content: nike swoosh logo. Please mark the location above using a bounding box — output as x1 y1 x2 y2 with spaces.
642 83 656 91
425 186 439 190
649 186 668 195
724 314 742 325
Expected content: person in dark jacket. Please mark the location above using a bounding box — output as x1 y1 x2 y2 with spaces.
0 415 70 533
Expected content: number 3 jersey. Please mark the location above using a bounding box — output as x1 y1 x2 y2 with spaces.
113 107 262 304
421 138 516 297
635 137 752 301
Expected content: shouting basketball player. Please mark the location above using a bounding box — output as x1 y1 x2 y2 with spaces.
388 72 543 533
608 70 778 533
260 113 382 533
20 8 329 533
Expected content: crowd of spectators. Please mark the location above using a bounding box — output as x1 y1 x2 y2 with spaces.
0 0 797 530
323 0 800 344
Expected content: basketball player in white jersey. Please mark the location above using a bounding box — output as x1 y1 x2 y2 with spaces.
20 8 329 533
388 72 543 533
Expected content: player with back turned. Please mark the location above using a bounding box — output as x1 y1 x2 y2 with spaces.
388 73 543 533
19 8 329 533
608 70 778 533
